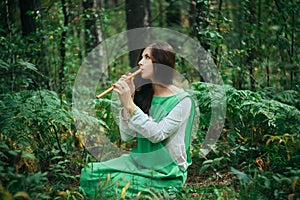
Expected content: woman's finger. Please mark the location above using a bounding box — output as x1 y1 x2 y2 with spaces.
115 81 129 92
121 75 127 80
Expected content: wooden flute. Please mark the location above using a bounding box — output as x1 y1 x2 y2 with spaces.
96 68 142 99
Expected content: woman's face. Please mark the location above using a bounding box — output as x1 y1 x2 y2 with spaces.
138 47 154 80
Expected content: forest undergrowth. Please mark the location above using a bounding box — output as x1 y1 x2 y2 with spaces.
1 82 299 200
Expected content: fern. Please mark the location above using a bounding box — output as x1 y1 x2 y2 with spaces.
192 82 300 199
0 90 72 152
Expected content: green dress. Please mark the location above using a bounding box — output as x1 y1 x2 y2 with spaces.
80 91 195 199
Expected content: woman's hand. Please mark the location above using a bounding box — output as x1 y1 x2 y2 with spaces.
114 74 136 114
124 73 136 95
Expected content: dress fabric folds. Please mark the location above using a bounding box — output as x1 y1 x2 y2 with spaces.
80 91 195 198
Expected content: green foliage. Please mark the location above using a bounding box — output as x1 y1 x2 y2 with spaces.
0 81 299 199
0 89 85 199
1 0 300 199
0 58 43 93
94 95 120 143
193 82 300 139
258 87 300 109
0 90 71 154
0 143 50 200
192 82 300 199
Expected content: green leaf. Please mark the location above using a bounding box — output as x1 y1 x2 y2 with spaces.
17 61 38 71
230 167 252 184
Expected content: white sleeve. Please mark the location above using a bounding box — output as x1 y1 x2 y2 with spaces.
127 97 192 143
119 109 137 141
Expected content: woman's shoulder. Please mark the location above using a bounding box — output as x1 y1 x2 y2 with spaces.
169 85 183 94
153 86 181 98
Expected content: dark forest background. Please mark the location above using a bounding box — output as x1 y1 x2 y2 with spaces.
0 0 299 199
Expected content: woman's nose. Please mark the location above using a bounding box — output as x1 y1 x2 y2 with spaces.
138 59 142 66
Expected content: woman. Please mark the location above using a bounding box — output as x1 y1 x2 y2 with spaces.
80 41 195 199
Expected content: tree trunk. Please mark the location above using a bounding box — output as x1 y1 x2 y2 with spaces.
145 0 151 26
158 1 164 27
83 0 99 54
189 0 210 50
1 0 20 35
246 0 257 91
266 59 270 87
19 0 37 36
274 0 294 89
290 2 295 87
125 0 147 67
166 0 181 27
237 0 244 90
189 0 211 82
59 0 68 97
0 1 9 34
215 0 223 68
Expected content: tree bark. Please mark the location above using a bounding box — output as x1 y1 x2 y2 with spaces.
215 0 223 68
125 0 147 67
0 1 9 34
166 0 181 27
83 0 99 54
246 0 257 91
189 0 210 50
19 0 37 36
189 0 211 82
145 0 151 26
237 0 244 90
59 0 68 97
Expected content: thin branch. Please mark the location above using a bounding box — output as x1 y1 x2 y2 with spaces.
59 0 69 98
273 0 293 63
49 123 65 156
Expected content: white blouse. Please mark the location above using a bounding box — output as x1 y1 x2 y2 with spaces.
119 97 192 170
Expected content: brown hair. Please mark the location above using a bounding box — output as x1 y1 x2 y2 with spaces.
133 41 176 114
148 42 175 85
